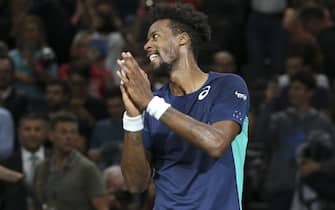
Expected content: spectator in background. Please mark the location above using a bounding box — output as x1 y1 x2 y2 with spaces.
277 42 330 112
68 61 107 126
104 165 127 210
262 70 334 210
0 55 32 132
45 79 71 118
89 87 124 168
299 4 333 41
59 31 114 98
212 51 237 73
282 0 318 44
34 112 108 210
104 165 144 210
27 0 98 63
45 78 95 155
278 42 327 89
0 113 48 210
299 4 335 81
64 61 107 150
254 77 281 143
291 130 335 210
9 15 58 96
20 78 72 121
0 107 14 161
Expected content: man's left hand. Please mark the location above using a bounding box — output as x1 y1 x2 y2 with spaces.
116 52 153 111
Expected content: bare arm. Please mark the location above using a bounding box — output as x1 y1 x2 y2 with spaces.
118 73 152 192
160 108 241 158
121 131 152 193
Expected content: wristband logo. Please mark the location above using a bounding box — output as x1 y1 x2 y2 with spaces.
198 85 211 100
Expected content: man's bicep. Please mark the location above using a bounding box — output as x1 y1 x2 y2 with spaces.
212 120 241 144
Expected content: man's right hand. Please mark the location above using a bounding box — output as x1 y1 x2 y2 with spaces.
119 84 141 117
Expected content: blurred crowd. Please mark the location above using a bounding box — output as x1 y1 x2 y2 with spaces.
0 0 335 210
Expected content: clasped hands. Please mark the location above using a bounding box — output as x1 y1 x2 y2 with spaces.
116 52 154 117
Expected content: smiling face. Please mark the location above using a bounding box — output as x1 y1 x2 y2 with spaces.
144 19 180 72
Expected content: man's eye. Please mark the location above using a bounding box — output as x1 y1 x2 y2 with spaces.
153 34 159 40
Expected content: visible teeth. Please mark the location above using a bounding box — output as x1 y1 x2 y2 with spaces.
149 54 158 62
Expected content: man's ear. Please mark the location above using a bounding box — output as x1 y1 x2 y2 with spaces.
178 32 190 46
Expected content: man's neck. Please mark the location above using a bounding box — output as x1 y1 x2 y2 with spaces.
53 150 71 170
169 56 208 96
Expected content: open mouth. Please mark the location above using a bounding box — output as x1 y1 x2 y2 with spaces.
149 54 159 62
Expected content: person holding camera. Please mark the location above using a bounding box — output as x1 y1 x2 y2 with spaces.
291 130 335 210
263 70 335 210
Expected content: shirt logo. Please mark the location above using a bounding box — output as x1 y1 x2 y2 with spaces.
234 91 247 101
198 85 211 100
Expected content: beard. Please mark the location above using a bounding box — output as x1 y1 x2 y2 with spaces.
153 61 173 76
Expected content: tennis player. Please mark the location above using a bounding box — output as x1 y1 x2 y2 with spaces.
117 3 249 210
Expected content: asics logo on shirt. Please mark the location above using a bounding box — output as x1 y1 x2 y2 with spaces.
198 85 211 100
234 91 247 100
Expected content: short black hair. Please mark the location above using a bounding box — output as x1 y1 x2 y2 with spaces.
19 112 49 127
150 3 211 57
47 79 71 95
290 70 316 90
50 112 78 129
299 5 326 22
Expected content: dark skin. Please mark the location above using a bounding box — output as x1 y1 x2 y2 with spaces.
117 19 241 192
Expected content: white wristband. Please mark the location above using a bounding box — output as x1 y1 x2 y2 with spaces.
123 112 144 132
146 96 171 120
